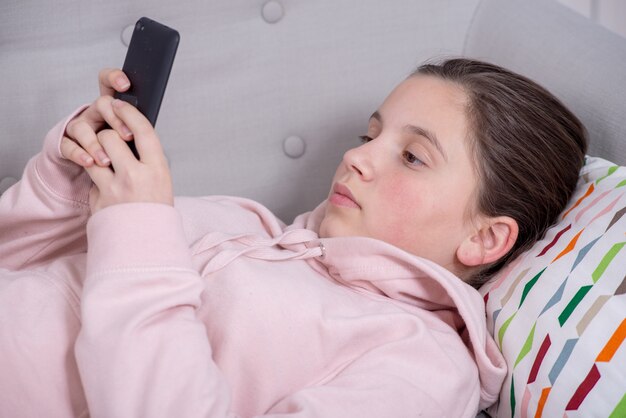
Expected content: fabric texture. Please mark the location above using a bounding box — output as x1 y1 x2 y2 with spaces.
480 156 626 418
0 113 505 417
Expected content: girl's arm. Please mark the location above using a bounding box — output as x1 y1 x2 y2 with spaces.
75 202 233 417
0 109 92 270
0 69 133 270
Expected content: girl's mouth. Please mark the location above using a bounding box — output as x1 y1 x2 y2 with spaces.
329 183 360 208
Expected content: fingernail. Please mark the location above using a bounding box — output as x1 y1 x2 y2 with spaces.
116 76 130 89
121 124 133 138
97 150 111 165
81 154 94 165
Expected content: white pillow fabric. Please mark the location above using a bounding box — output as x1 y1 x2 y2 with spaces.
480 156 626 418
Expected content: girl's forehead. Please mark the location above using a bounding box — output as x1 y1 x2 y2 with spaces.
379 76 470 139
381 76 469 119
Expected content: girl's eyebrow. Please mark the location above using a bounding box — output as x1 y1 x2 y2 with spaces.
369 111 448 162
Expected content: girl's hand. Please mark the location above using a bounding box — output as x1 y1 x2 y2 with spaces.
85 99 173 213
60 68 134 167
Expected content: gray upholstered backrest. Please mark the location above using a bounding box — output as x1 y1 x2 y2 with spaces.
1 0 624 223
0 0 480 222
464 0 626 166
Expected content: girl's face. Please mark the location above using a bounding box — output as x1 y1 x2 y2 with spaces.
319 75 480 274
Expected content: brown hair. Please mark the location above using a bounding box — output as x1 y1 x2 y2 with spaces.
413 58 587 288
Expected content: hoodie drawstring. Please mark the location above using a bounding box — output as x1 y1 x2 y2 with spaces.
192 229 324 275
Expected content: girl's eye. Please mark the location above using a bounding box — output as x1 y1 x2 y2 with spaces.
403 150 425 167
359 135 373 143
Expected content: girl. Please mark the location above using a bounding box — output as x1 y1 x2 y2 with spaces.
0 58 586 417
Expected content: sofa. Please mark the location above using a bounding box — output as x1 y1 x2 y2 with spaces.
2 0 625 416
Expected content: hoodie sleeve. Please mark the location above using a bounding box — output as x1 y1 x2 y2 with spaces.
0 106 92 270
76 203 234 418
76 203 485 418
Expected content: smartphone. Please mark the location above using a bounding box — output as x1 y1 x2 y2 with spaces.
115 17 179 158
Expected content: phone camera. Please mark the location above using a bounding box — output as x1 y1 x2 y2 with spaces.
136 22 145 31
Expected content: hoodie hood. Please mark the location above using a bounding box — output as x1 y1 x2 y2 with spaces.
291 201 507 410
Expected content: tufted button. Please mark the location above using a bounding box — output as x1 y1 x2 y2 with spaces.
0 177 17 195
282 135 306 159
121 23 135 47
262 1 284 24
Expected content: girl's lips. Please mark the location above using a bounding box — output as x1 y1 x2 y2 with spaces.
329 183 360 208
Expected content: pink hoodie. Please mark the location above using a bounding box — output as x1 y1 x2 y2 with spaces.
0 110 506 418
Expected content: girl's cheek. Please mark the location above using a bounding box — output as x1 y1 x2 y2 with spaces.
377 176 422 235
384 175 420 210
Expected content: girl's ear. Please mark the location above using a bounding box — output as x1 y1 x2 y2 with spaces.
456 216 519 267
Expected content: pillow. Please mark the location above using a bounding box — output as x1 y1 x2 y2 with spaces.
480 156 626 418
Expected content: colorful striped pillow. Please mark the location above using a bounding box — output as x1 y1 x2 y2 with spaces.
480 156 626 418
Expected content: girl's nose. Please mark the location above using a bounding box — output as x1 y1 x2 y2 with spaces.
342 141 375 181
